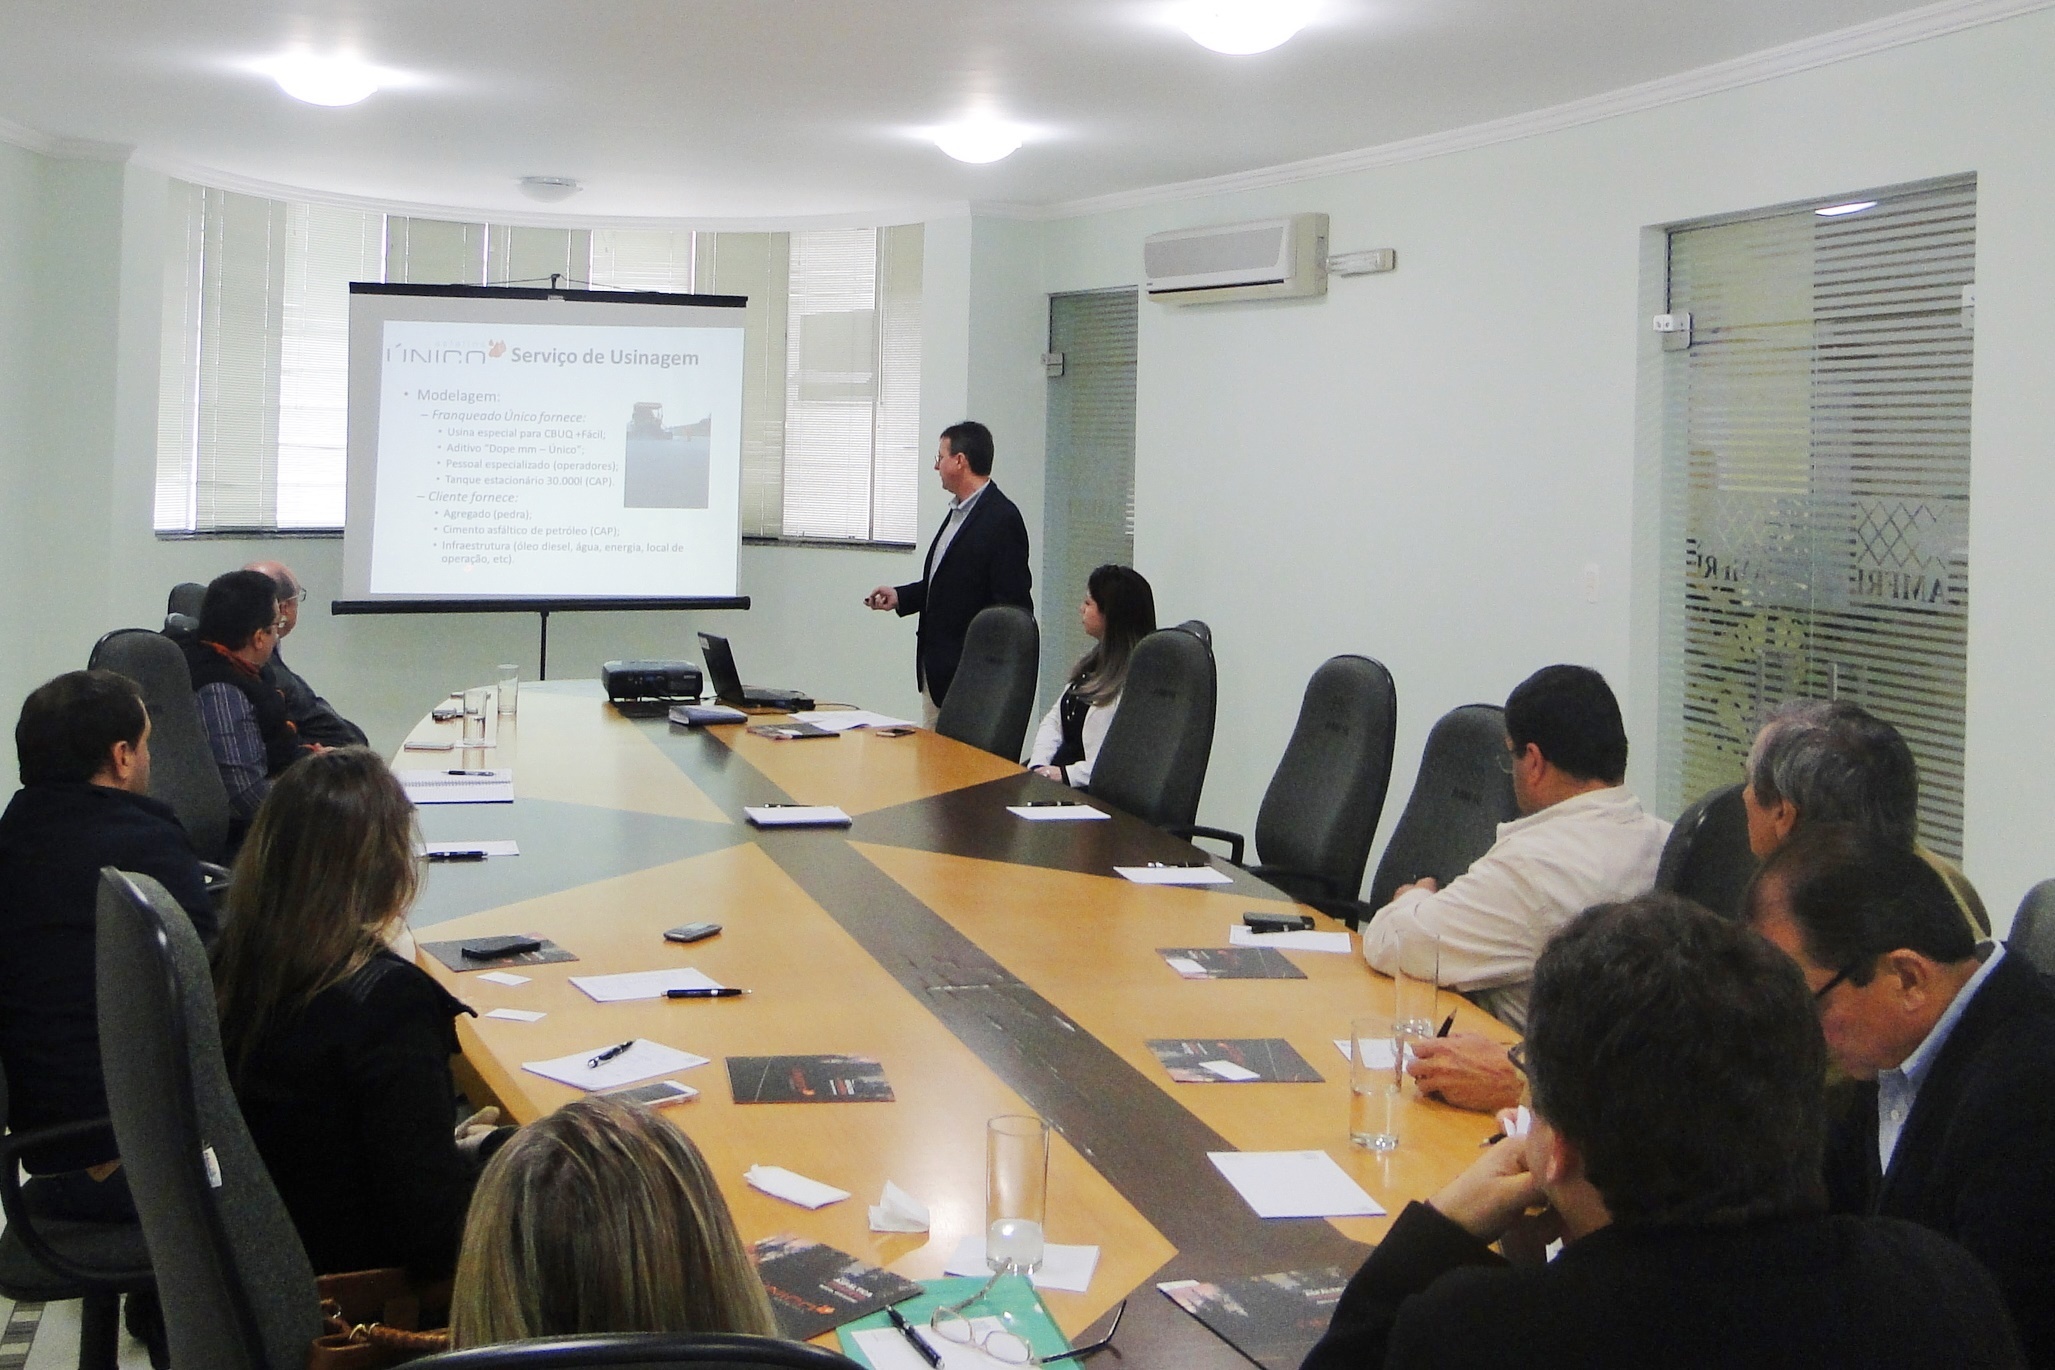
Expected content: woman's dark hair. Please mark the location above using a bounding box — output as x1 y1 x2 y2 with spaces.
1068 565 1156 704
1504 664 1628 784
215 747 421 1079
15 670 148 786
1526 893 1827 1229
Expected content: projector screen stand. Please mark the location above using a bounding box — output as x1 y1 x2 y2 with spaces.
330 597 752 685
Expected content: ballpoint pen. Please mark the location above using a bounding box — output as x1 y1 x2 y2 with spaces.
665 987 749 999
427 850 487 862
1145 860 1207 868
446 769 496 776
887 1306 940 1368
588 1040 636 1068
1436 1012 1456 1037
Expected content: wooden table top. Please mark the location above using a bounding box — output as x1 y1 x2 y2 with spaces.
401 682 1514 1366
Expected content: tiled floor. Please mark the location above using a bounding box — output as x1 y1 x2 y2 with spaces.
0 1294 155 1370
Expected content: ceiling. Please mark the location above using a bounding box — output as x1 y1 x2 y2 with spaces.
0 0 1955 221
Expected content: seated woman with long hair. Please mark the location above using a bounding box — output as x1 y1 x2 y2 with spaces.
450 1095 777 1345
214 747 501 1280
1027 564 1156 787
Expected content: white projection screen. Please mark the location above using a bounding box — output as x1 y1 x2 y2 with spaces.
338 284 750 613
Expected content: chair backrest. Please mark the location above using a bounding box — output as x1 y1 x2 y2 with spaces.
1251 655 1398 898
87 629 233 863
1367 703 1519 909
1655 782 1758 919
95 869 322 1370
167 582 207 621
2012 879 2055 977
934 605 1041 761
413 1332 865 1368
1088 626 1217 830
1171 619 1211 647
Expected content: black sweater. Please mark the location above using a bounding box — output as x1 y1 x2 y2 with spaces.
0 782 217 1171
230 951 478 1279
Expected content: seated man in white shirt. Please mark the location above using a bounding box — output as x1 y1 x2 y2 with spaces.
1363 664 1669 1032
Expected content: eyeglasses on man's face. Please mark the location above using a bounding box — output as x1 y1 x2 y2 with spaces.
1812 964 1857 1002
1495 740 1518 775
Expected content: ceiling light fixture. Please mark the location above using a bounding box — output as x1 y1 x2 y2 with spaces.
932 120 1023 164
1178 0 1314 55
1815 200 1879 217
268 52 380 106
519 176 583 203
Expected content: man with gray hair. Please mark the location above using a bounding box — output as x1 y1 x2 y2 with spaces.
1743 699 1987 933
244 561 368 749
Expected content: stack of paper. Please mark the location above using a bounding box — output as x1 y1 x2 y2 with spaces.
670 702 749 726
522 1040 710 1091
943 1238 1101 1293
1208 1150 1386 1219
397 769 514 805
788 710 916 732
1007 803 1111 822
569 968 724 1002
1229 925 1352 953
745 805 853 828
1115 863 1232 886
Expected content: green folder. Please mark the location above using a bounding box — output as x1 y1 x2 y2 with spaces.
836 1275 1071 1367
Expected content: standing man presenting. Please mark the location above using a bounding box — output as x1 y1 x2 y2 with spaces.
865 421 1032 726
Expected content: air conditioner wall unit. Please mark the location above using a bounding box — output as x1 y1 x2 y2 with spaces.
1144 213 1328 305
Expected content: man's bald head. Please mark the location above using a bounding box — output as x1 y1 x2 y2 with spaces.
245 561 302 636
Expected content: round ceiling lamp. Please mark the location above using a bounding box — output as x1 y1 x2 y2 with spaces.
269 52 380 106
1178 0 1314 55
519 176 583 203
932 120 1024 164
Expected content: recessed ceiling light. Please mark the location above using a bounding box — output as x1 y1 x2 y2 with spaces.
1179 0 1314 55
932 120 1024 164
1815 200 1879 217
519 176 583 203
267 53 380 106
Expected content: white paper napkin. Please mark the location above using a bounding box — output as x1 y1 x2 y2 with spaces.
943 1237 1101 1293
485 1008 545 1022
477 971 530 986
744 1164 850 1209
867 1180 931 1232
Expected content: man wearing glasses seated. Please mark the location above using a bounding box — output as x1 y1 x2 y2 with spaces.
1747 824 2055 1365
184 570 322 832
245 561 368 748
1303 894 2025 1368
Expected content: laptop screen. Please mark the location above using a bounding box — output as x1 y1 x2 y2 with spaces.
697 633 746 700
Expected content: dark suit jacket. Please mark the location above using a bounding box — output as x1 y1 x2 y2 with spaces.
1301 1199 2023 1369
263 648 368 748
894 480 1032 704
1825 950 2055 1366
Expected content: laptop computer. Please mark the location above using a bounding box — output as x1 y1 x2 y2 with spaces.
697 632 813 711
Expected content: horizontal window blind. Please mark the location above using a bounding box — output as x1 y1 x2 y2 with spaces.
157 181 920 545
1039 289 1139 704
1658 179 1975 856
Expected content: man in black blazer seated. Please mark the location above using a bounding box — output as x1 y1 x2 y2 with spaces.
1748 824 2055 1366
1301 893 2025 1369
865 420 1031 725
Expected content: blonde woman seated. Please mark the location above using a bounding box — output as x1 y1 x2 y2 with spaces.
214 747 506 1280
450 1095 777 1345
1027 565 1155 788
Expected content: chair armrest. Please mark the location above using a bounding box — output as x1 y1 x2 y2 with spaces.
0 1118 152 1286
1247 865 1345 900
1174 825 1244 866
199 861 231 890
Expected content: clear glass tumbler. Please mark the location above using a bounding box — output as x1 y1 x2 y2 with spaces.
1350 1015 1403 1152
1392 930 1442 1041
497 664 519 717
461 687 490 744
985 1114 1049 1273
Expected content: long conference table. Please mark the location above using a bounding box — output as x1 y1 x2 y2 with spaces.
401 681 1512 1366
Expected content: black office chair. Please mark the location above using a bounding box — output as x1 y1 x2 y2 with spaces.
164 583 206 637
96 869 324 1370
1088 626 1216 831
1365 703 1518 911
0 1065 155 1370
1183 655 1398 917
935 605 1040 762
413 1332 865 1368
88 629 234 867
1171 619 1211 648
1654 782 1757 920
2012 879 2055 978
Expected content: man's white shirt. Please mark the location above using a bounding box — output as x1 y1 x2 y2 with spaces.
1361 786 1670 1031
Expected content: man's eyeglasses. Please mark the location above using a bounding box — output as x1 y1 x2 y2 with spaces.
930 1266 1124 1364
1813 965 1857 1001
1495 743 1518 775
1507 1041 1528 1077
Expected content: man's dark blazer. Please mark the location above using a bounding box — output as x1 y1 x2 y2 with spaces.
1825 950 2055 1366
1301 1199 2024 1369
893 480 1031 704
262 648 368 749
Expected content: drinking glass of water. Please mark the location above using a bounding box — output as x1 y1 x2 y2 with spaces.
986 1114 1049 1273
1349 1015 1404 1152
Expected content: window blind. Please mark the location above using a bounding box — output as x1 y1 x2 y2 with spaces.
1657 179 1975 856
1039 289 1139 704
276 203 383 528
705 232 792 538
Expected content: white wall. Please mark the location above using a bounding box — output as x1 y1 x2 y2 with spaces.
1034 7 2055 922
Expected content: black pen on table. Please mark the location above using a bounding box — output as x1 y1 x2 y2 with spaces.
887 1306 940 1368
587 1040 635 1068
1436 1012 1456 1038
446 769 495 777
665 987 749 999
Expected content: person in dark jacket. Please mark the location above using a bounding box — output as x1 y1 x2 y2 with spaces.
1748 824 2055 1366
0 670 217 1220
213 747 506 1279
183 568 313 828
244 560 369 749
1301 893 2025 1370
865 420 1032 721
